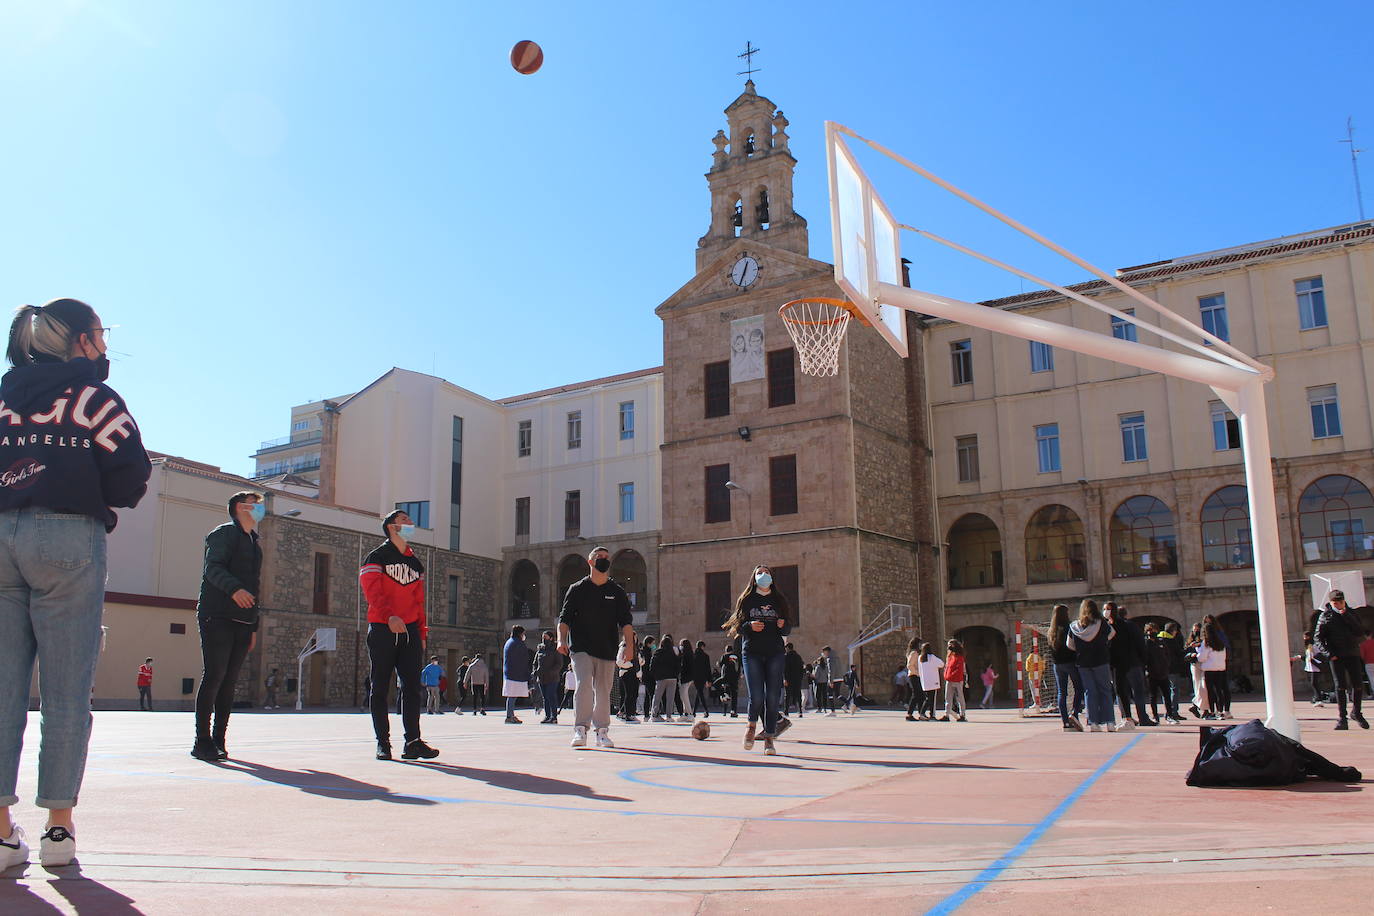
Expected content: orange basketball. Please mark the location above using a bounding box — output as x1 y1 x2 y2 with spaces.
691 721 710 741
510 40 544 75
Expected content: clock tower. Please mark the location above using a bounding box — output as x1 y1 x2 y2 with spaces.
696 80 808 271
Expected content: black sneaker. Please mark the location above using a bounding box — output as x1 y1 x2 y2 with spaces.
774 716 792 738
214 742 229 760
376 741 392 760
1335 719 1349 731
190 740 219 761
1354 714 1370 730
401 739 440 759
1188 704 1202 719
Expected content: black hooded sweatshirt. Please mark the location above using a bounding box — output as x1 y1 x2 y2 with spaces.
0 357 150 530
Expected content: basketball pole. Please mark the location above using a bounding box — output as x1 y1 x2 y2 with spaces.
869 280 1301 739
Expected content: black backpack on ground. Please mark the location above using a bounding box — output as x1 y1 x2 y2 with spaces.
1185 719 1361 787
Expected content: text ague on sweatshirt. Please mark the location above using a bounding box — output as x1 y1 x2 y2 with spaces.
0 384 138 454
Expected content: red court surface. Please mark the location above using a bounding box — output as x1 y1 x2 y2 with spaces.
2 701 1370 914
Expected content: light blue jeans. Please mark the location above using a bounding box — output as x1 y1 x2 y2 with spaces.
0 508 107 809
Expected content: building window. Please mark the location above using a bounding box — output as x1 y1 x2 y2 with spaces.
951 339 973 385
1035 423 1061 473
311 552 330 615
1308 385 1341 439
1298 474 1374 562
1201 485 1252 571
1120 412 1147 462
767 348 796 407
947 513 1003 589
704 361 730 418
394 500 429 529
1109 495 1178 578
1199 294 1229 343
447 574 461 625
1025 504 1086 584
1029 340 1054 373
291 419 309 432
619 401 635 440
514 497 530 541
769 455 798 516
618 482 635 523
564 490 580 539
772 564 800 629
517 419 532 457
1210 401 1240 451
1111 309 1138 342
956 435 979 483
1296 276 1327 329
704 571 732 631
566 411 581 450
170 622 186 634
705 464 731 523
450 416 463 551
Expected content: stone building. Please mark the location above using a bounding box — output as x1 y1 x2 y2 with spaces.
931 225 1374 697
655 81 941 683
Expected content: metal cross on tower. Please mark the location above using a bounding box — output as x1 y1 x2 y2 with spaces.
737 41 761 79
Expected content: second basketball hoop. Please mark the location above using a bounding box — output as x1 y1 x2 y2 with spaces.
778 297 864 377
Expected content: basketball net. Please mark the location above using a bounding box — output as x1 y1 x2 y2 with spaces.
778 298 856 377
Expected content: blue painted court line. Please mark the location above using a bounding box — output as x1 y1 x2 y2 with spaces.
617 764 827 798
924 734 1144 916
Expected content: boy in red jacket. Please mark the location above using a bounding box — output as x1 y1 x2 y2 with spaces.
136 658 154 711
360 510 439 761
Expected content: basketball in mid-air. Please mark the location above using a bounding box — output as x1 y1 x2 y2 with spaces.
691 721 710 741
510 40 543 75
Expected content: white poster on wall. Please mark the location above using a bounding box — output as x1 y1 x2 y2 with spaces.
730 315 765 382
1310 571 1367 610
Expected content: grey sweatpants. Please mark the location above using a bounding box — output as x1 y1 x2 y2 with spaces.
572 652 616 731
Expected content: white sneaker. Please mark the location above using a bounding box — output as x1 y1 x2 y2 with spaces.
595 728 615 748
827 711 837 717
570 726 588 748
1 824 28 868
1115 720 1135 732
1089 724 1103 732
40 825 75 867
1106 724 1117 733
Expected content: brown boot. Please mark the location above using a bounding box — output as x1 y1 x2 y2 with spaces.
743 722 756 749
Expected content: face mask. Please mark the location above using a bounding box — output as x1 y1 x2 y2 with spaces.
93 353 110 381
755 572 772 588
593 557 610 573
248 503 266 523
398 524 416 538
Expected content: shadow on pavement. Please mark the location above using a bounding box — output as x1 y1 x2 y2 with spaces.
216 760 437 805
789 740 943 751
601 746 834 772
398 761 632 802
781 755 1010 770
0 865 143 915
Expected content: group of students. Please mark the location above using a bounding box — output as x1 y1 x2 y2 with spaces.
902 638 972 721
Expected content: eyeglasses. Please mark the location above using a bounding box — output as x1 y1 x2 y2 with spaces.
91 326 114 340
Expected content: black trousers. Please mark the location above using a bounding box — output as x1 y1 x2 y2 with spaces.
641 677 656 718
1202 670 1228 714
815 682 831 711
367 621 423 744
619 672 639 717
1332 656 1365 719
195 616 253 742
784 684 803 715
470 683 487 712
692 679 710 714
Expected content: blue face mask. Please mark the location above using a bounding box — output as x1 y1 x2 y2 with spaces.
755 572 772 589
248 503 265 523
398 524 416 539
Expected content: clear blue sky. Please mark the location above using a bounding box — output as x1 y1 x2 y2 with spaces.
3 1 1370 477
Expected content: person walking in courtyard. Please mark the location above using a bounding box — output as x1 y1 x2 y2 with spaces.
904 637 923 721
1047 604 1084 731
783 642 805 718
1197 621 1230 719
691 641 712 717
360 509 438 760
814 647 837 716
719 650 740 716
0 298 150 869
136 658 154 711
676 637 696 722
1314 589 1367 730
843 664 861 714
194 491 266 762
1185 622 1208 719
1143 623 1179 723
1105 603 1153 726
915 642 943 720
940 640 968 722
639 636 657 720
534 630 564 724
1070 599 1120 732
724 565 791 755
502 625 530 724
648 633 679 721
979 662 998 709
557 545 634 749
421 656 444 715
616 637 640 723
264 668 280 709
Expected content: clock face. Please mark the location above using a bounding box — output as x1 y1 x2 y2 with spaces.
730 255 760 289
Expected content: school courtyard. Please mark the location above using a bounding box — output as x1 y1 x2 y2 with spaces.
2 702 1370 914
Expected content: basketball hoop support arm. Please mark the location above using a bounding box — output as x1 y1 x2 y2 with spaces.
874 280 1300 739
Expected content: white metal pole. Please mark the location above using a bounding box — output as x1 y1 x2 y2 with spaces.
296 654 305 711
1236 378 1299 739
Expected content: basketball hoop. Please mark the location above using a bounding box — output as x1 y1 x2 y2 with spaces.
778 297 861 377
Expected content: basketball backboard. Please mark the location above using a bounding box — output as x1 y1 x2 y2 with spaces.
827 123 908 357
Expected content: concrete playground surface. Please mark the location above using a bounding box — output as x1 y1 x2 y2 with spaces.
2 701 1371 915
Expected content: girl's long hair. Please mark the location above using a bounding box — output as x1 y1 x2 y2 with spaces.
1203 621 1226 652
906 636 920 652
946 638 964 657
723 565 791 638
1047 604 1070 648
919 641 934 663
1078 598 1101 627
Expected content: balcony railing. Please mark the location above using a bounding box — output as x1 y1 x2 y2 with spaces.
256 430 323 452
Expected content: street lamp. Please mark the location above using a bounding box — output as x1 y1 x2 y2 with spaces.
725 480 753 536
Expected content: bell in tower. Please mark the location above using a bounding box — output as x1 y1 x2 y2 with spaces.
755 189 770 228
